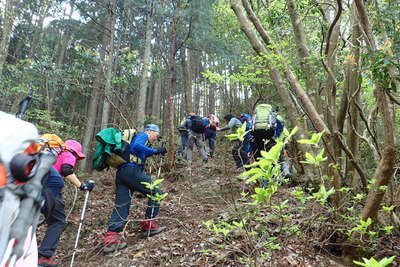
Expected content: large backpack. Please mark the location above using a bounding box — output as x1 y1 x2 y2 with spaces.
93 128 137 171
34 134 66 155
253 104 277 140
189 116 206 133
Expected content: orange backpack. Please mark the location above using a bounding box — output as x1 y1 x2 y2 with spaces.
35 134 66 154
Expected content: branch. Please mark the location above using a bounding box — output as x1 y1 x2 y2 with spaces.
354 102 381 158
387 91 400 106
324 0 342 55
335 132 368 192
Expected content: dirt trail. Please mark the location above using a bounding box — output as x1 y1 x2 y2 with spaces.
41 144 346 267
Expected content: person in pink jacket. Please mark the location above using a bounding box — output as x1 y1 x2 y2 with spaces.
38 140 93 267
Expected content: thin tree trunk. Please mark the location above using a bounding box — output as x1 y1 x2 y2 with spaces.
286 0 322 114
101 0 117 130
152 74 162 121
56 0 75 67
346 4 362 187
0 0 16 73
80 70 102 171
165 17 178 169
182 48 193 113
137 3 154 130
80 21 109 171
208 86 216 115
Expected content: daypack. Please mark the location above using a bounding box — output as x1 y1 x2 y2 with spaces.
189 116 206 133
253 104 277 139
93 128 137 171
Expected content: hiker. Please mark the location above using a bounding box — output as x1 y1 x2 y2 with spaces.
204 114 219 158
38 139 93 267
250 105 291 179
218 114 250 171
103 124 167 254
177 114 190 156
181 112 208 162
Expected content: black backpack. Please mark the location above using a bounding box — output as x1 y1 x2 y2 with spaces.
190 116 205 133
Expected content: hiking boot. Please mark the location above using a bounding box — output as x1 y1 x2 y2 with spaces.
140 219 165 238
103 231 127 254
38 256 58 267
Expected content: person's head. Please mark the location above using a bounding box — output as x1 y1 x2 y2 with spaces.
65 140 86 160
223 114 234 123
144 124 160 144
188 112 195 117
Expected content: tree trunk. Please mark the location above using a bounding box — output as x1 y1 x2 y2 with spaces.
346 5 362 187
165 16 178 169
353 0 397 221
152 73 162 121
182 48 193 113
322 2 342 206
0 0 16 73
137 4 154 130
208 85 216 115
286 0 322 114
101 0 117 130
80 20 109 171
80 68 103 172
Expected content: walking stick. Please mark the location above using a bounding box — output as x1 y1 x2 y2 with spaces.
70 180 95 267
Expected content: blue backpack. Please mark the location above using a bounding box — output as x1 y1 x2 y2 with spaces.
239 113 253 131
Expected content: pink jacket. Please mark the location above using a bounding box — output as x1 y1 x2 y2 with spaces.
53 151 77 175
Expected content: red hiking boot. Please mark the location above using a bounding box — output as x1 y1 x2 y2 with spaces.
38 256 58 267
140 219 165 238
102 231 127 254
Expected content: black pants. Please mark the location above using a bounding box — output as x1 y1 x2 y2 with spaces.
232 140 250 168
38 194 66 258
107 165 162 232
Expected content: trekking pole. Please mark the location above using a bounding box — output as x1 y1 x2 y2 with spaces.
70 180 95 267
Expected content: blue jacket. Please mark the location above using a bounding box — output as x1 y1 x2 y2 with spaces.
122 132 157 169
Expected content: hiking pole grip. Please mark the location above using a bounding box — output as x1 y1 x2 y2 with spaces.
70 181 95 267
87 180 95 188
8 152 56 264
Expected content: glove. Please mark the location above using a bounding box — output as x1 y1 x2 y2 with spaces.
155 147 167 155
79 182 94 191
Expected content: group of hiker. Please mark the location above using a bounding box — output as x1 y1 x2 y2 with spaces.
177 104 291 179
0 102 290 267
178 113 219 162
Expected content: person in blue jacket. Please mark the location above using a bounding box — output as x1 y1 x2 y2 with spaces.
103 124 167 254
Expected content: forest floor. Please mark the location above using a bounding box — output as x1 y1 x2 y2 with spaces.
38 142 398 267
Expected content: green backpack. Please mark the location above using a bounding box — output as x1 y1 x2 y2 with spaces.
253 104 278 139
93 128 137 171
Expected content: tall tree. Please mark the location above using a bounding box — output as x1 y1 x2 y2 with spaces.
137 1 154 130
0 0 16 73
